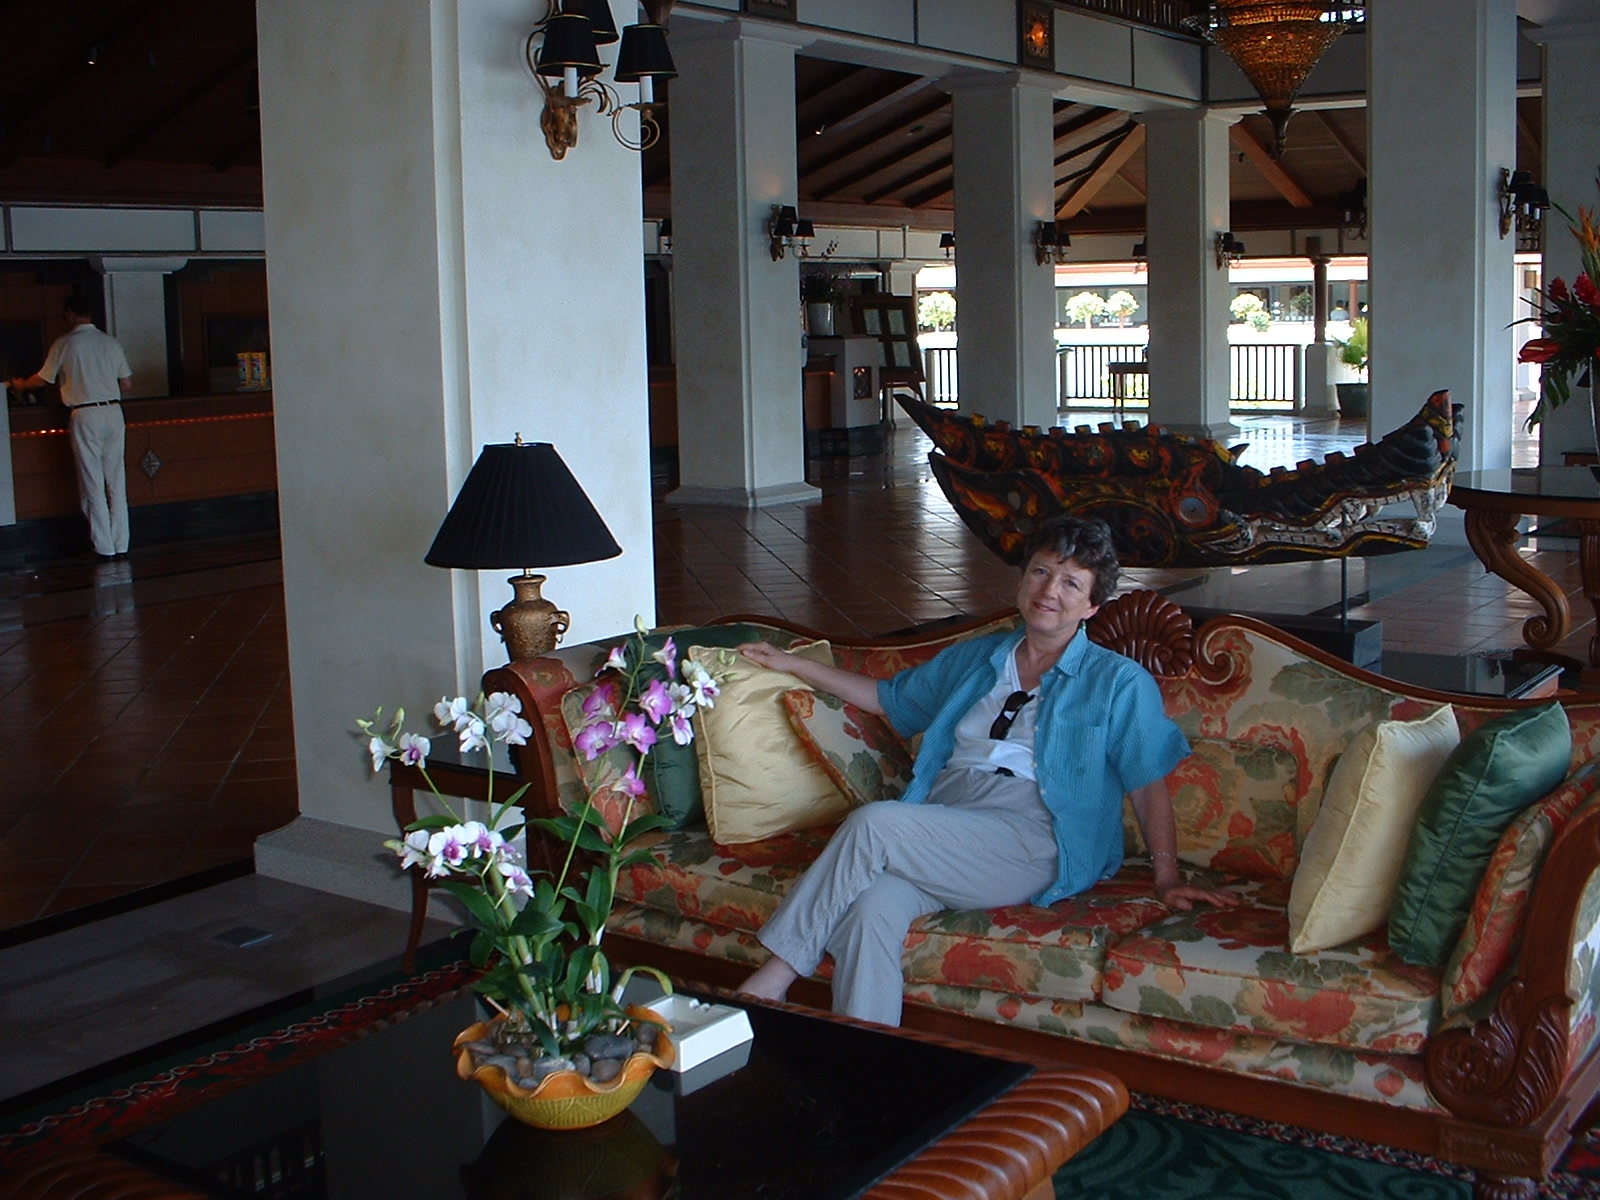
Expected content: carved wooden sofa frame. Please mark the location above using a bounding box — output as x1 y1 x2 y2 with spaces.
483 591 1600 1200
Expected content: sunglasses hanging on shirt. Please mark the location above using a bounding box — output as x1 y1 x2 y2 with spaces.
989 690 1034 740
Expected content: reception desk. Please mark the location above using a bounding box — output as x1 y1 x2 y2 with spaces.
8 391 277 521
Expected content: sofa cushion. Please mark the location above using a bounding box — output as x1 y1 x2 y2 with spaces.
1102 906 1441 1053
1123 737 1301 880
615 825 834 932
1288 705 1459 954
1440 760 1600 1016
692 642 850 844
1389 702 1573 967
783 688 915 807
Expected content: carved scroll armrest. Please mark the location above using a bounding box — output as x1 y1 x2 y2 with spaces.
1425 798 1600 1128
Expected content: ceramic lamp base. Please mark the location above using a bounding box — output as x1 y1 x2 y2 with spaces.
489 573 571 661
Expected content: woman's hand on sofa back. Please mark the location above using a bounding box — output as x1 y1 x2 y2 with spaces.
738 642 886 715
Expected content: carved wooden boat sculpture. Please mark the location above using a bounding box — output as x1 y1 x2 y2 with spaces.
900 390 1462 568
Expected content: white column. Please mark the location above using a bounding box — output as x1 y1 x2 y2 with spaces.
254 0 654 901
668 23 817 507
1368 0 1517 467
1139 109 1236 439
947 74 1058 429
1530 18 1600 461
97 257 186 398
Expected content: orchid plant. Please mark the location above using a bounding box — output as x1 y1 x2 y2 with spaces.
359 683 673 1062
1520 174 1600 426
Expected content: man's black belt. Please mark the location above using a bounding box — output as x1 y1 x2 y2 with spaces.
71 400 120 408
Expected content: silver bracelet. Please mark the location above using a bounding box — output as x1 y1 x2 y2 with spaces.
1151 851 1177 861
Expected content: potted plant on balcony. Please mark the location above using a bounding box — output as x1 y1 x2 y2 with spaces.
1333 317 1369 418
358 624 727 1130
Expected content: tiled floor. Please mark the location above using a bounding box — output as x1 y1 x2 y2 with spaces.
0 408 1586 933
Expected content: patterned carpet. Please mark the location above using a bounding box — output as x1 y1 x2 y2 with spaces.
2 949 1596 1198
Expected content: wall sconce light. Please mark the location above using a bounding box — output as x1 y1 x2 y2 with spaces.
1337 179 1368 242
1034 220 1070 266
656 217 672 253
526 0 678 161
939 232 956 260
1131 239 1146 272
1214 231 1246 270
768 205 814 260
1498 168 1549 243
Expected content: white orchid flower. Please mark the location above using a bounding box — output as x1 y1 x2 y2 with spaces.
394 829 432 871
484 691 533 746
434 695 473 731
603 644 628 672
457 715 488 754
367 734 395 772
497 860 534 897
682 659 720 709
396 733 429 767
427 826 470 875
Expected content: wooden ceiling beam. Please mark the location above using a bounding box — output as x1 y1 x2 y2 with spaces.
900 168 957 210
811 125 951 201
861 146 954 205
1229 123 1313 208
1053 105 1121 142
1315 110 1366 175
795 64 870 111
798 93 947 175
211 129 257 173
799 77 937 149
103 44 255 168
1055 119 1137 167
0 0 173 168
1114 165 1145 201
1517 107 1541 161
1056 124 1145 218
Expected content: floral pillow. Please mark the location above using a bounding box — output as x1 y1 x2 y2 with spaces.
1123 737 1302 880
781 688 916 807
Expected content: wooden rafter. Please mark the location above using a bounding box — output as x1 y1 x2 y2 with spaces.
900 165 957 209
812 124 951 201
1056 119 1137 168
1316 111 1366 174
1516 107 1541 161
0 0 173 167
1053 105 1119 141
1229 123 1313 208
1056 124 1145 218
862 144 954 205
103 44 254 168
799 76 935 148
798 94 946 178
795 65 868 112
211 129 257 173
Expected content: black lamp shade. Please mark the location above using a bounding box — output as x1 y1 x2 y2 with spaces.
939 232 956 250
536 12 604 78
614 23 677 82
425 442 621 571
567 0 619 46
794 218 815 239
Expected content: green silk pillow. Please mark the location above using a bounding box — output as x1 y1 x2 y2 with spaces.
1388 702 1572 967
629 624 770 829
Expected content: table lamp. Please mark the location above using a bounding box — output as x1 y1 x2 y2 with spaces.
425 437 621 662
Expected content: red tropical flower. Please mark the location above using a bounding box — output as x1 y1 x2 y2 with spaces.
1549 276 1570 302
1576 272 1598 305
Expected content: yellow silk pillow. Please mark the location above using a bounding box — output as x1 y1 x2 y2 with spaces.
1287 704 1460 954
691 641 850 845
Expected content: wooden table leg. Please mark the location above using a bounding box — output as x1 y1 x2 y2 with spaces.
1573 518 1600 667
1463 507 1570 652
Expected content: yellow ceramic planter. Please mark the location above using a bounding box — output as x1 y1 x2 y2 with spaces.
454 1006 675 1131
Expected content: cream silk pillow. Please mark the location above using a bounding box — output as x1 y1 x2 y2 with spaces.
1287 704 1460 954
691 641 850 845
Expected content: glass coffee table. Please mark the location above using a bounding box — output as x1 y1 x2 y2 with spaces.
99 988 1123 1200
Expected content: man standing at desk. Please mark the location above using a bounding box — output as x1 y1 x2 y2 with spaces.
10 295 133 558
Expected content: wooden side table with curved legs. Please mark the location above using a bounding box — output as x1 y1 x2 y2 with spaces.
1450 467 1600 673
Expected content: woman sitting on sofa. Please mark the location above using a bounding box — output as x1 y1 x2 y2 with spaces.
738 515 1239 1027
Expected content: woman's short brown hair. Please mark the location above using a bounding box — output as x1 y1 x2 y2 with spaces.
1019 516 1120 606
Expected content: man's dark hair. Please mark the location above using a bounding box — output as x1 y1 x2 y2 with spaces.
62 294 94 320
1019 516 1120 606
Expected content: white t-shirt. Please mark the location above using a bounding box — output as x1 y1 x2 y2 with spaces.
942 647 1039 780
40 324 132 408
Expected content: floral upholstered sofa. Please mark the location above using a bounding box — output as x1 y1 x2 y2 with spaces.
481 592 1600 1200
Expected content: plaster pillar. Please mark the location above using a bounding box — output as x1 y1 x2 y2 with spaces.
1368 0 1517 467
1530 18 1600 462
667 23 817 507
1139 109 1237 439
1301 241 1337 417
97 257 186 398
253 0 654 903
946 74 1058 429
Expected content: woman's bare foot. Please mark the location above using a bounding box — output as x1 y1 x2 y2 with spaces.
739 955 800 1003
